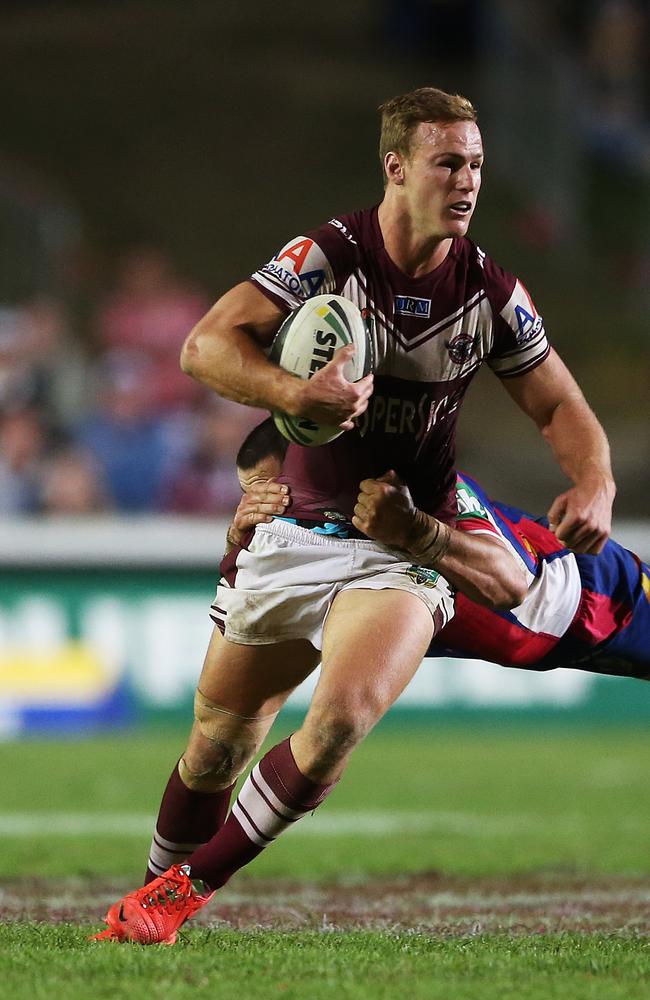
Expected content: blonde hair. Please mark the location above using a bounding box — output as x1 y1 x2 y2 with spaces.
378 87 477 175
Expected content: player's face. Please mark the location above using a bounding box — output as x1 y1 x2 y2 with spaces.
402 121 483 238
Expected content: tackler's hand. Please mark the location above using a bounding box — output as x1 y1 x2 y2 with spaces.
232 478 291 534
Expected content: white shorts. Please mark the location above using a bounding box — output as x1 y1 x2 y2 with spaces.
210 519 455 650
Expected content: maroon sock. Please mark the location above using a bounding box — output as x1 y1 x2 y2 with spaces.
144 761 234 884
188 736 335 890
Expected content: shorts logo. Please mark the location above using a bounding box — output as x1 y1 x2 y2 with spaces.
322 509 348 523
446 332 478 365
514 304 543 345
395 296 431 319
406 565 440 587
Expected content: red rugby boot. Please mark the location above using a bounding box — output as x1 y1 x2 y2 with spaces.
90 864 213 945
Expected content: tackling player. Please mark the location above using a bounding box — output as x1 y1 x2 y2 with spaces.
358 475 650 678
93 86 617 944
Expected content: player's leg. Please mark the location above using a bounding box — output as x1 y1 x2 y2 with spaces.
291 588 437 780
183 624 320 788
186 588 436 890
94 538 451 943
145 625 319 882
146 519 351 883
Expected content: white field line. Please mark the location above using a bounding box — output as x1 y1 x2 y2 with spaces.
1 881 649 914
0 810 600 838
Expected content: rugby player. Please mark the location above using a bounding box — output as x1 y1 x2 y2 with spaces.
93 86 616 944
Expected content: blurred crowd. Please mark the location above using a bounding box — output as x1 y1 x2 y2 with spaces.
480 0 649 277
0 246 266 517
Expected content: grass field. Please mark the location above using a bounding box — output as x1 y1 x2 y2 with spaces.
1 721 649 998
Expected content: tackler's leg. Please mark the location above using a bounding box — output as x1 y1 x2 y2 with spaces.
144 625 319 882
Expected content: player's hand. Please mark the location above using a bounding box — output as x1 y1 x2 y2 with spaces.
547 474 615 554
232 478 291 533
352 470 417 547
296 345 374 430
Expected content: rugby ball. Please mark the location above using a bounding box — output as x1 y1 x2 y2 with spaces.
269 294 372 446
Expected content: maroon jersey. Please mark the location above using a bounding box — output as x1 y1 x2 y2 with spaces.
251 206 549 523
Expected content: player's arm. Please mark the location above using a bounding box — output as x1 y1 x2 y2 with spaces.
353 472 528 610
180 282 373 429
502 348 615 554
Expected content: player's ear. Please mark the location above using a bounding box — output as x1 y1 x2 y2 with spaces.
384 151 405 186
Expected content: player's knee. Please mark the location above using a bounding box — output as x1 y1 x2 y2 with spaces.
180 690 275 792
303 701 376 764
180 739 249 792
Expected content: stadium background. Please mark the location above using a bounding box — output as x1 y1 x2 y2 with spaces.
0 0 649 732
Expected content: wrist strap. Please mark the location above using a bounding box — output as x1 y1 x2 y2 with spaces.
407 513 452 566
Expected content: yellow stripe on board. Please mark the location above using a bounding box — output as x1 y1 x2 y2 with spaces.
0 643 114 702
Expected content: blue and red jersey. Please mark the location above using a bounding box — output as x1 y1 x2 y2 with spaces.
430 473 649 679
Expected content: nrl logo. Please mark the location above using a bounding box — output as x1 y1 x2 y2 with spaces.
322 510 348 523
406 565 441 587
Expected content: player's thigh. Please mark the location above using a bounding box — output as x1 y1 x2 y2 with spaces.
314 587 434 722
197 625 320 716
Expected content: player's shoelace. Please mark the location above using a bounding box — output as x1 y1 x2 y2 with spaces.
141 872 192 913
